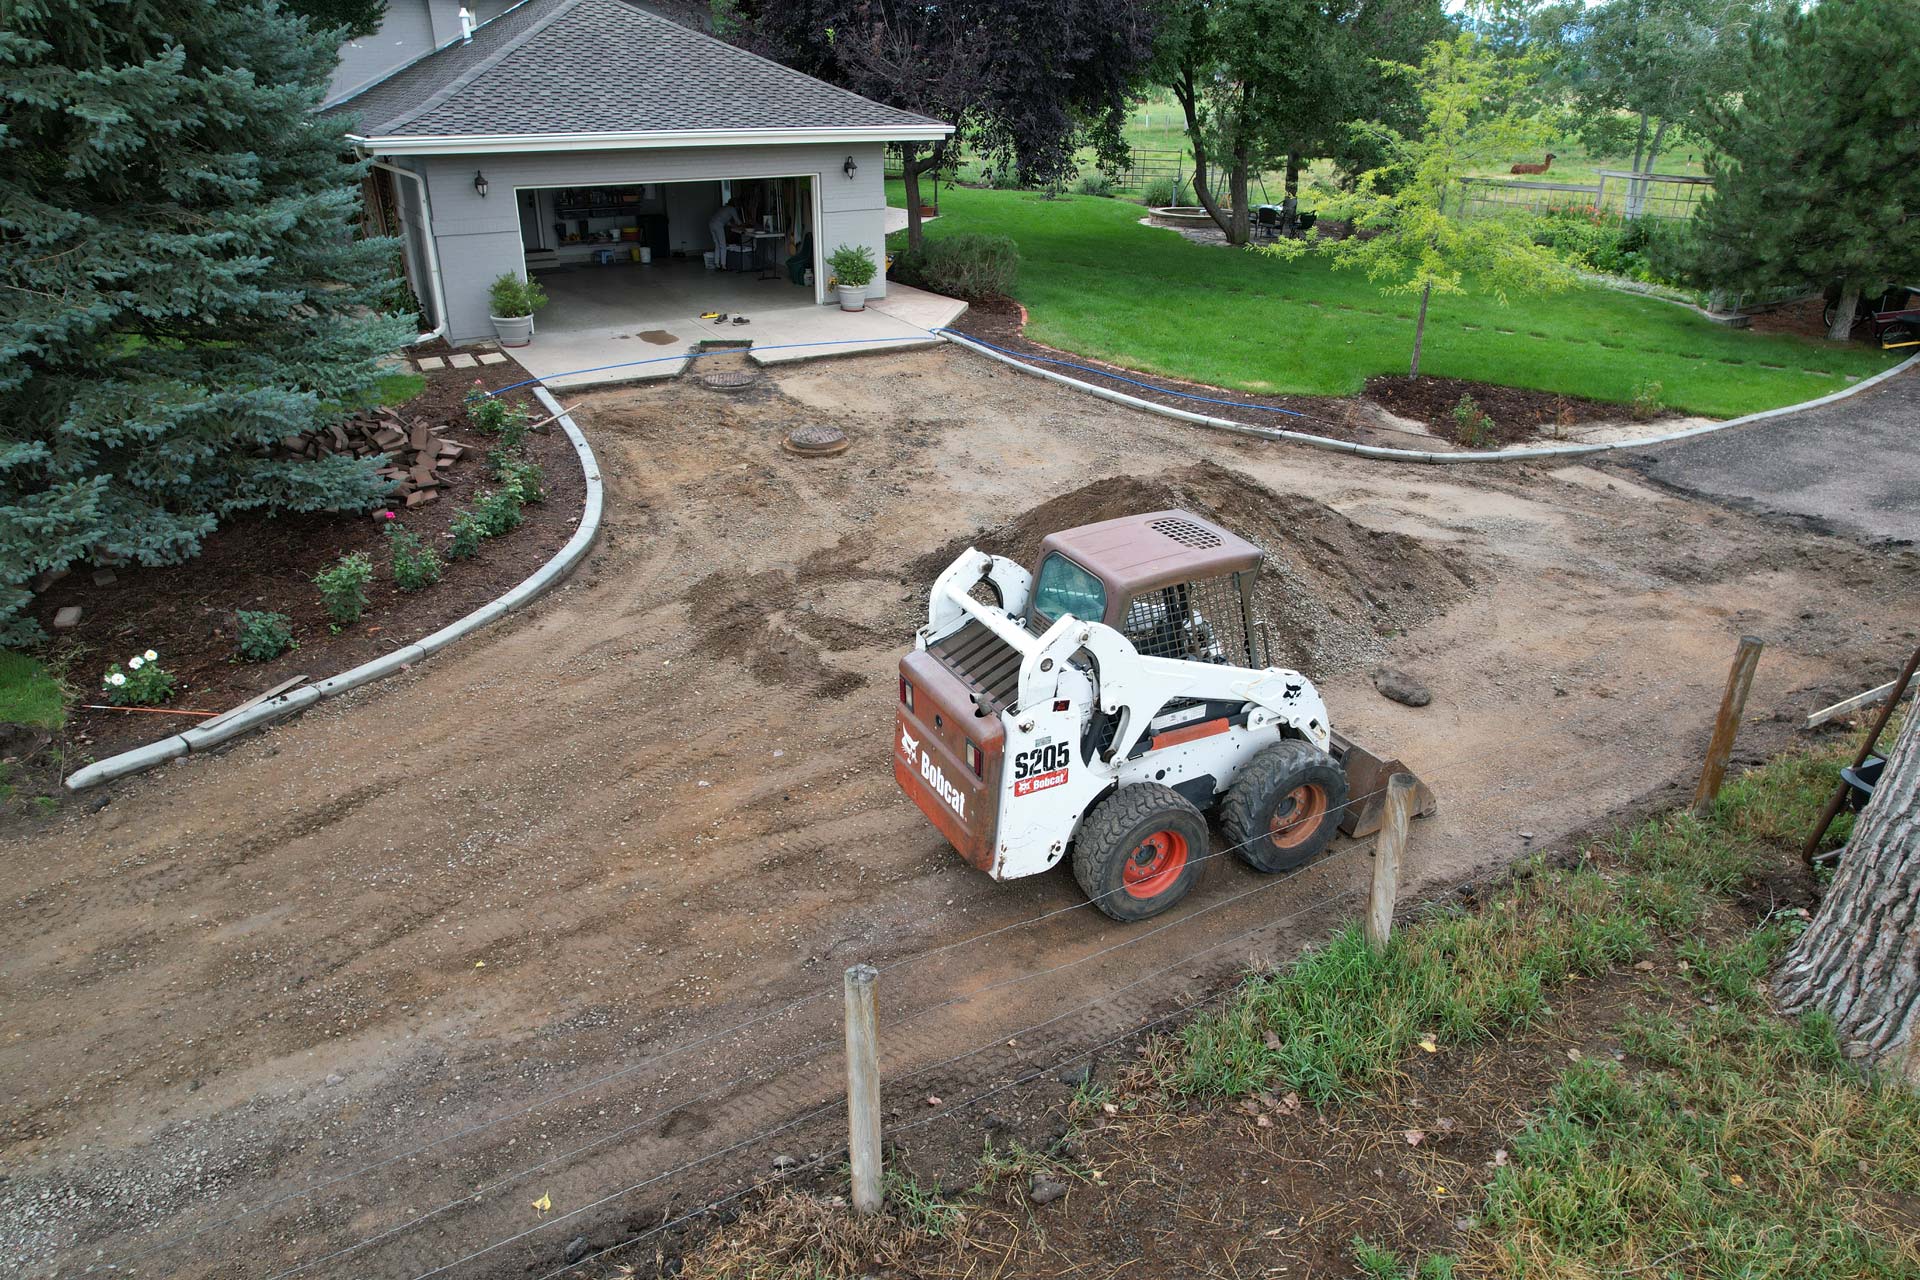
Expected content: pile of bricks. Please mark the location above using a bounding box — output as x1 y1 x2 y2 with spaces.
275 407 470 510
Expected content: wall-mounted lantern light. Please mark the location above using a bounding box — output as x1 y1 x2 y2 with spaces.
842 155 858 180
473 170 489 198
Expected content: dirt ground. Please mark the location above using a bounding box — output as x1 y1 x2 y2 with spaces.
3 345 1916 1280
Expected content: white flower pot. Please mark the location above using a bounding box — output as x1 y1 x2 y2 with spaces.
491 313 535 347
837 284 868 312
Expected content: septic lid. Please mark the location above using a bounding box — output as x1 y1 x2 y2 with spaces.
782 424 849 457
700 368 757 391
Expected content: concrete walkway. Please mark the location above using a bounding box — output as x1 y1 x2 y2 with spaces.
1624 364 1920 545
506 260 964 389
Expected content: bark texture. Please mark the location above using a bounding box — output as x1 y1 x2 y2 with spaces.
1776 708 1920 1080
1827 282 1862 341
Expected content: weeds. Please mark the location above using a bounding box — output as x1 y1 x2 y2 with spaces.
1630 378 1664 420
1354 1239 1458 1280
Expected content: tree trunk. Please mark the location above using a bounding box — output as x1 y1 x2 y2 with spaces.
1174 74 1233 236
1227 149 1251 247
1630 117 1669 219
1629 111 1648 175
1828 282 1862 341
901 143 926 252
1775 708 1920 1081
1410 282 1433 377
1282 152 1302 233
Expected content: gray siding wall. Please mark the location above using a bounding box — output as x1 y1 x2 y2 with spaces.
327 0 519 105
412 141 892 343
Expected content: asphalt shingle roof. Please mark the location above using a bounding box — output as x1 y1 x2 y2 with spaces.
328 0 947 141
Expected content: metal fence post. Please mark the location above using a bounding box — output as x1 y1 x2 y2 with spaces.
843 964 883 1215
1692 636 1764 816
1366 774 1415 954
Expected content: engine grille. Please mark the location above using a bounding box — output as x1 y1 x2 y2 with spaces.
928 620 1024 714
1119 573 1252 666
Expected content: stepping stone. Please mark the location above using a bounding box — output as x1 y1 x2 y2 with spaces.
53 606 83 630
448 353 479 369
478 353 508 365
92 568 117 586
416 356 446 370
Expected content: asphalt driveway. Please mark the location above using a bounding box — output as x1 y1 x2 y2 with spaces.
1624 362 1919 545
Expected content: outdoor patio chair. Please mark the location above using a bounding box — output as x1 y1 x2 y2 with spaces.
1253 205 1282 241
785 234 814 286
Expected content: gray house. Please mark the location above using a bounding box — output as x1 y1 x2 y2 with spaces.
326 0 951 345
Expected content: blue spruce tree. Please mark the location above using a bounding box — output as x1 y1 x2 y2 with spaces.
0 0 412 642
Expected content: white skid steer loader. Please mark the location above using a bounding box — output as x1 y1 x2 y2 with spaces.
894 509 1434 921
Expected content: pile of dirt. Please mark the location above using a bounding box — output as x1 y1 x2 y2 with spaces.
908 461 1474 675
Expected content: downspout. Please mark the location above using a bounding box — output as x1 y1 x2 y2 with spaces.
371 158 450 346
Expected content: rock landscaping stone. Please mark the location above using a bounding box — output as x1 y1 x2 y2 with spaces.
479 352 508 365
449 353 479 369
415 356 446 370
53 606 83 630
1372 667 1432 707
1057 1061 1092 1087
92 568 117 586
1028 1174 1068 1206
564 1236 591 1264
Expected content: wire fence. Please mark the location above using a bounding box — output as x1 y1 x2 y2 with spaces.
72 681 1696 1280
1458 170 1712 221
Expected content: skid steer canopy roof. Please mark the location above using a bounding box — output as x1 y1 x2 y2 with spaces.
1035 510 1262 610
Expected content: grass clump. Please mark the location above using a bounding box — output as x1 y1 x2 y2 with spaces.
0 650 67 729
1480 1001 1920 1280
1172 864 1650 1104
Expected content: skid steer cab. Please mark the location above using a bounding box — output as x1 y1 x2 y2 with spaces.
895 509 1426 922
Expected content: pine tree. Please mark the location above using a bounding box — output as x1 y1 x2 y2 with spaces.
0 0 411 642
1692 0 1920 338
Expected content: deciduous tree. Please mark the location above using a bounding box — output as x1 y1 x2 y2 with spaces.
0 0 410 643
1691 0 1920 339
1776 707 1920 1083
1269 33 1573 377
734 0 1158 250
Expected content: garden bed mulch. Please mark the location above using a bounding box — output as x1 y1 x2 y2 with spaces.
950 296 1680 450
26 357 585 772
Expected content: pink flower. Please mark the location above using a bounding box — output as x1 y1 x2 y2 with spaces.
380 510 396 520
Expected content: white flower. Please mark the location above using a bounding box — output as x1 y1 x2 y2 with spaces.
129 656 145 670
108 672 127 687
144 649 158 662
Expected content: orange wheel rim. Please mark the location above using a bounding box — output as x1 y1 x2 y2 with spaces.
1268 784 1327 850
1122 830 1189 899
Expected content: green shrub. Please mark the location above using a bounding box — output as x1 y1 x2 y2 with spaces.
898 233 1021 301
100 648 176 706
487 272 547 318
464 387 530 446
448 511 484 560
385 524 443 591
1631 379 1665 420
827 243 878 289
314 551 374 623
492 455 546 504
1519 206 1701 290
235 610 294 662
1142 175 1194 207
472 488 524 537
1072 170 1116 197
1451 394 1496 448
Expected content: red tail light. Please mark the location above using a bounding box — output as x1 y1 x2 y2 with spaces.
965 741 982 775
900 676 914 711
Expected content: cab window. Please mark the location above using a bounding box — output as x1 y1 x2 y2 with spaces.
1030 553 1106 626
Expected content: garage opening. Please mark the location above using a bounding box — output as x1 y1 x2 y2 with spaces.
517 176 824 338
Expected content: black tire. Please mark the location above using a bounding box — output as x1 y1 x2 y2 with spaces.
1071 783 1208 922
1880 320 1919 350
1221 740 1349 873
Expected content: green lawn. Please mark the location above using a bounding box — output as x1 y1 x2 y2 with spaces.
0 651 66 731
891 181 1898 416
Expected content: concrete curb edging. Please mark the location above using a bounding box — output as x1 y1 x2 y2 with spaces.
939 331 1919 465
64 387 604 792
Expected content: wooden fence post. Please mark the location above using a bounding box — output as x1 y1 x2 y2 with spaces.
844 964 883 1215
1366 774 1416 954
1692 636 1764 816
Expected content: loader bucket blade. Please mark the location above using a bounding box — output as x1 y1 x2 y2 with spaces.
1329 730 1437 838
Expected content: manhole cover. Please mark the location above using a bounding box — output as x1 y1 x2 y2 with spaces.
782 424 849 457
700 368 757 391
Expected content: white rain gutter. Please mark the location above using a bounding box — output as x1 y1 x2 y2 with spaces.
370 159 450 347
350 124 953 156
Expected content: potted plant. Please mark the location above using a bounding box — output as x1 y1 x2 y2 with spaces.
488 272 548 347
827 243 877 311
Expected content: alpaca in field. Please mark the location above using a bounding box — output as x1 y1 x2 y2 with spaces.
1510 154 1557 175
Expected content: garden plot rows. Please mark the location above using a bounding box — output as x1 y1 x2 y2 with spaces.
2 347 1915 1278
